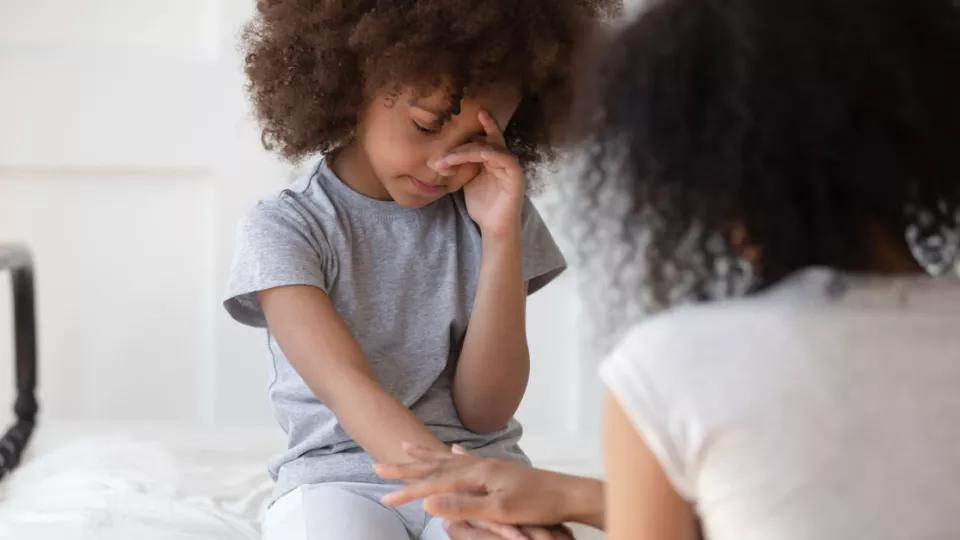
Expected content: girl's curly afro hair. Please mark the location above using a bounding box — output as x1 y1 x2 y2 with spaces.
242 0 621 171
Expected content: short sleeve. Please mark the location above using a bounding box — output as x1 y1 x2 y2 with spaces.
598 319 699 501
520 197 567 295
223 200 332 328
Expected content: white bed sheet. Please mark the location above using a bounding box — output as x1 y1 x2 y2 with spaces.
0 424 604 540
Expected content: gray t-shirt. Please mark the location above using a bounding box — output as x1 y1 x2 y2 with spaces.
601 268 960 540
224 160 566 500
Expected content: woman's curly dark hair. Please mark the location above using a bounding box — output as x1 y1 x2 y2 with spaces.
242 0 621 174
573 0 960 346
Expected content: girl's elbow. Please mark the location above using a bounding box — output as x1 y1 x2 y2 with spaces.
461 413 512 435
455 399 516 434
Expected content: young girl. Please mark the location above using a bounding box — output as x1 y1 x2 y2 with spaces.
223 1 617 539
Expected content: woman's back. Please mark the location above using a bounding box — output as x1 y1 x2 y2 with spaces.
601 268 960 539
577 0 960 537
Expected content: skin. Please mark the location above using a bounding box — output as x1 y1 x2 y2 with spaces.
602 395 698 540
258 82 533 478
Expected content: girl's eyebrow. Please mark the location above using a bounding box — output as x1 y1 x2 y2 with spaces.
412 100 492 139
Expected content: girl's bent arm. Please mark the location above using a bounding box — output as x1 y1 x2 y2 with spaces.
258 284 449 464
454 229 530 434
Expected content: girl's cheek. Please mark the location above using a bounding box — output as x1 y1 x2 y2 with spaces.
453 163 483 187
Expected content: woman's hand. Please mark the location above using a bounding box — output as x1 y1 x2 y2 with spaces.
435 110 525 238
447 521 576 540
375 443 600 528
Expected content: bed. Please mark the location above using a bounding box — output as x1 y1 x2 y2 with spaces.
0 244 605 540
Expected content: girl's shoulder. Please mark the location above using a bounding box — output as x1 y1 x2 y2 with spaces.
242 162 346 233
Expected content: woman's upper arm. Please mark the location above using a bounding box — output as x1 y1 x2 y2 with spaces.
603 392 698 540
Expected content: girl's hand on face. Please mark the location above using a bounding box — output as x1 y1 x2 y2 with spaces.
434 110 526 239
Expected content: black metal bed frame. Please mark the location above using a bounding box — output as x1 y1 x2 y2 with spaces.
0 244 38 482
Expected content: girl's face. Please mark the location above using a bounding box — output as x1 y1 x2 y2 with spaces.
350 83 522 208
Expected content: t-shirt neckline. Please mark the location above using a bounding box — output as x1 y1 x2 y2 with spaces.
312 158 443 219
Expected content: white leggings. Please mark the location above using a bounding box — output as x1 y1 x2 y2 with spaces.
262 482 450 540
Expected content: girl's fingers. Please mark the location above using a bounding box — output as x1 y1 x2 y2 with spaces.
478 110 507 148
436 148 516 172
434 143 490 167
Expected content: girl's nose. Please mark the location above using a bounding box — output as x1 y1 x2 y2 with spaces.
427 155 458 177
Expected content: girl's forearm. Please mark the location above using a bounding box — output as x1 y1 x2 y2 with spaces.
453 230 529 434
323 368 449 465
258 286 448 466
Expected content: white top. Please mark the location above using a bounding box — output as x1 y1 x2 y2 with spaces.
600 268 960 540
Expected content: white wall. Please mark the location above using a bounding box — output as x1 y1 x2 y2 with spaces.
0 0 601 436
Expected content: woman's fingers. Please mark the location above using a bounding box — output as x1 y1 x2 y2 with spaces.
374 460 442 480
376 443 475 480
447 521 575 540
445 521 507 540
377 444 486 500
521 528 553 540
424 492 498 521
470 520 529 540
520 526 575 540
381 477 486 506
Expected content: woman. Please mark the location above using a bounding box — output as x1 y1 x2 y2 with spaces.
378 0 960 538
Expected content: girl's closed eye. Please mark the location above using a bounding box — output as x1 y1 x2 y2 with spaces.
412 120 441 135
